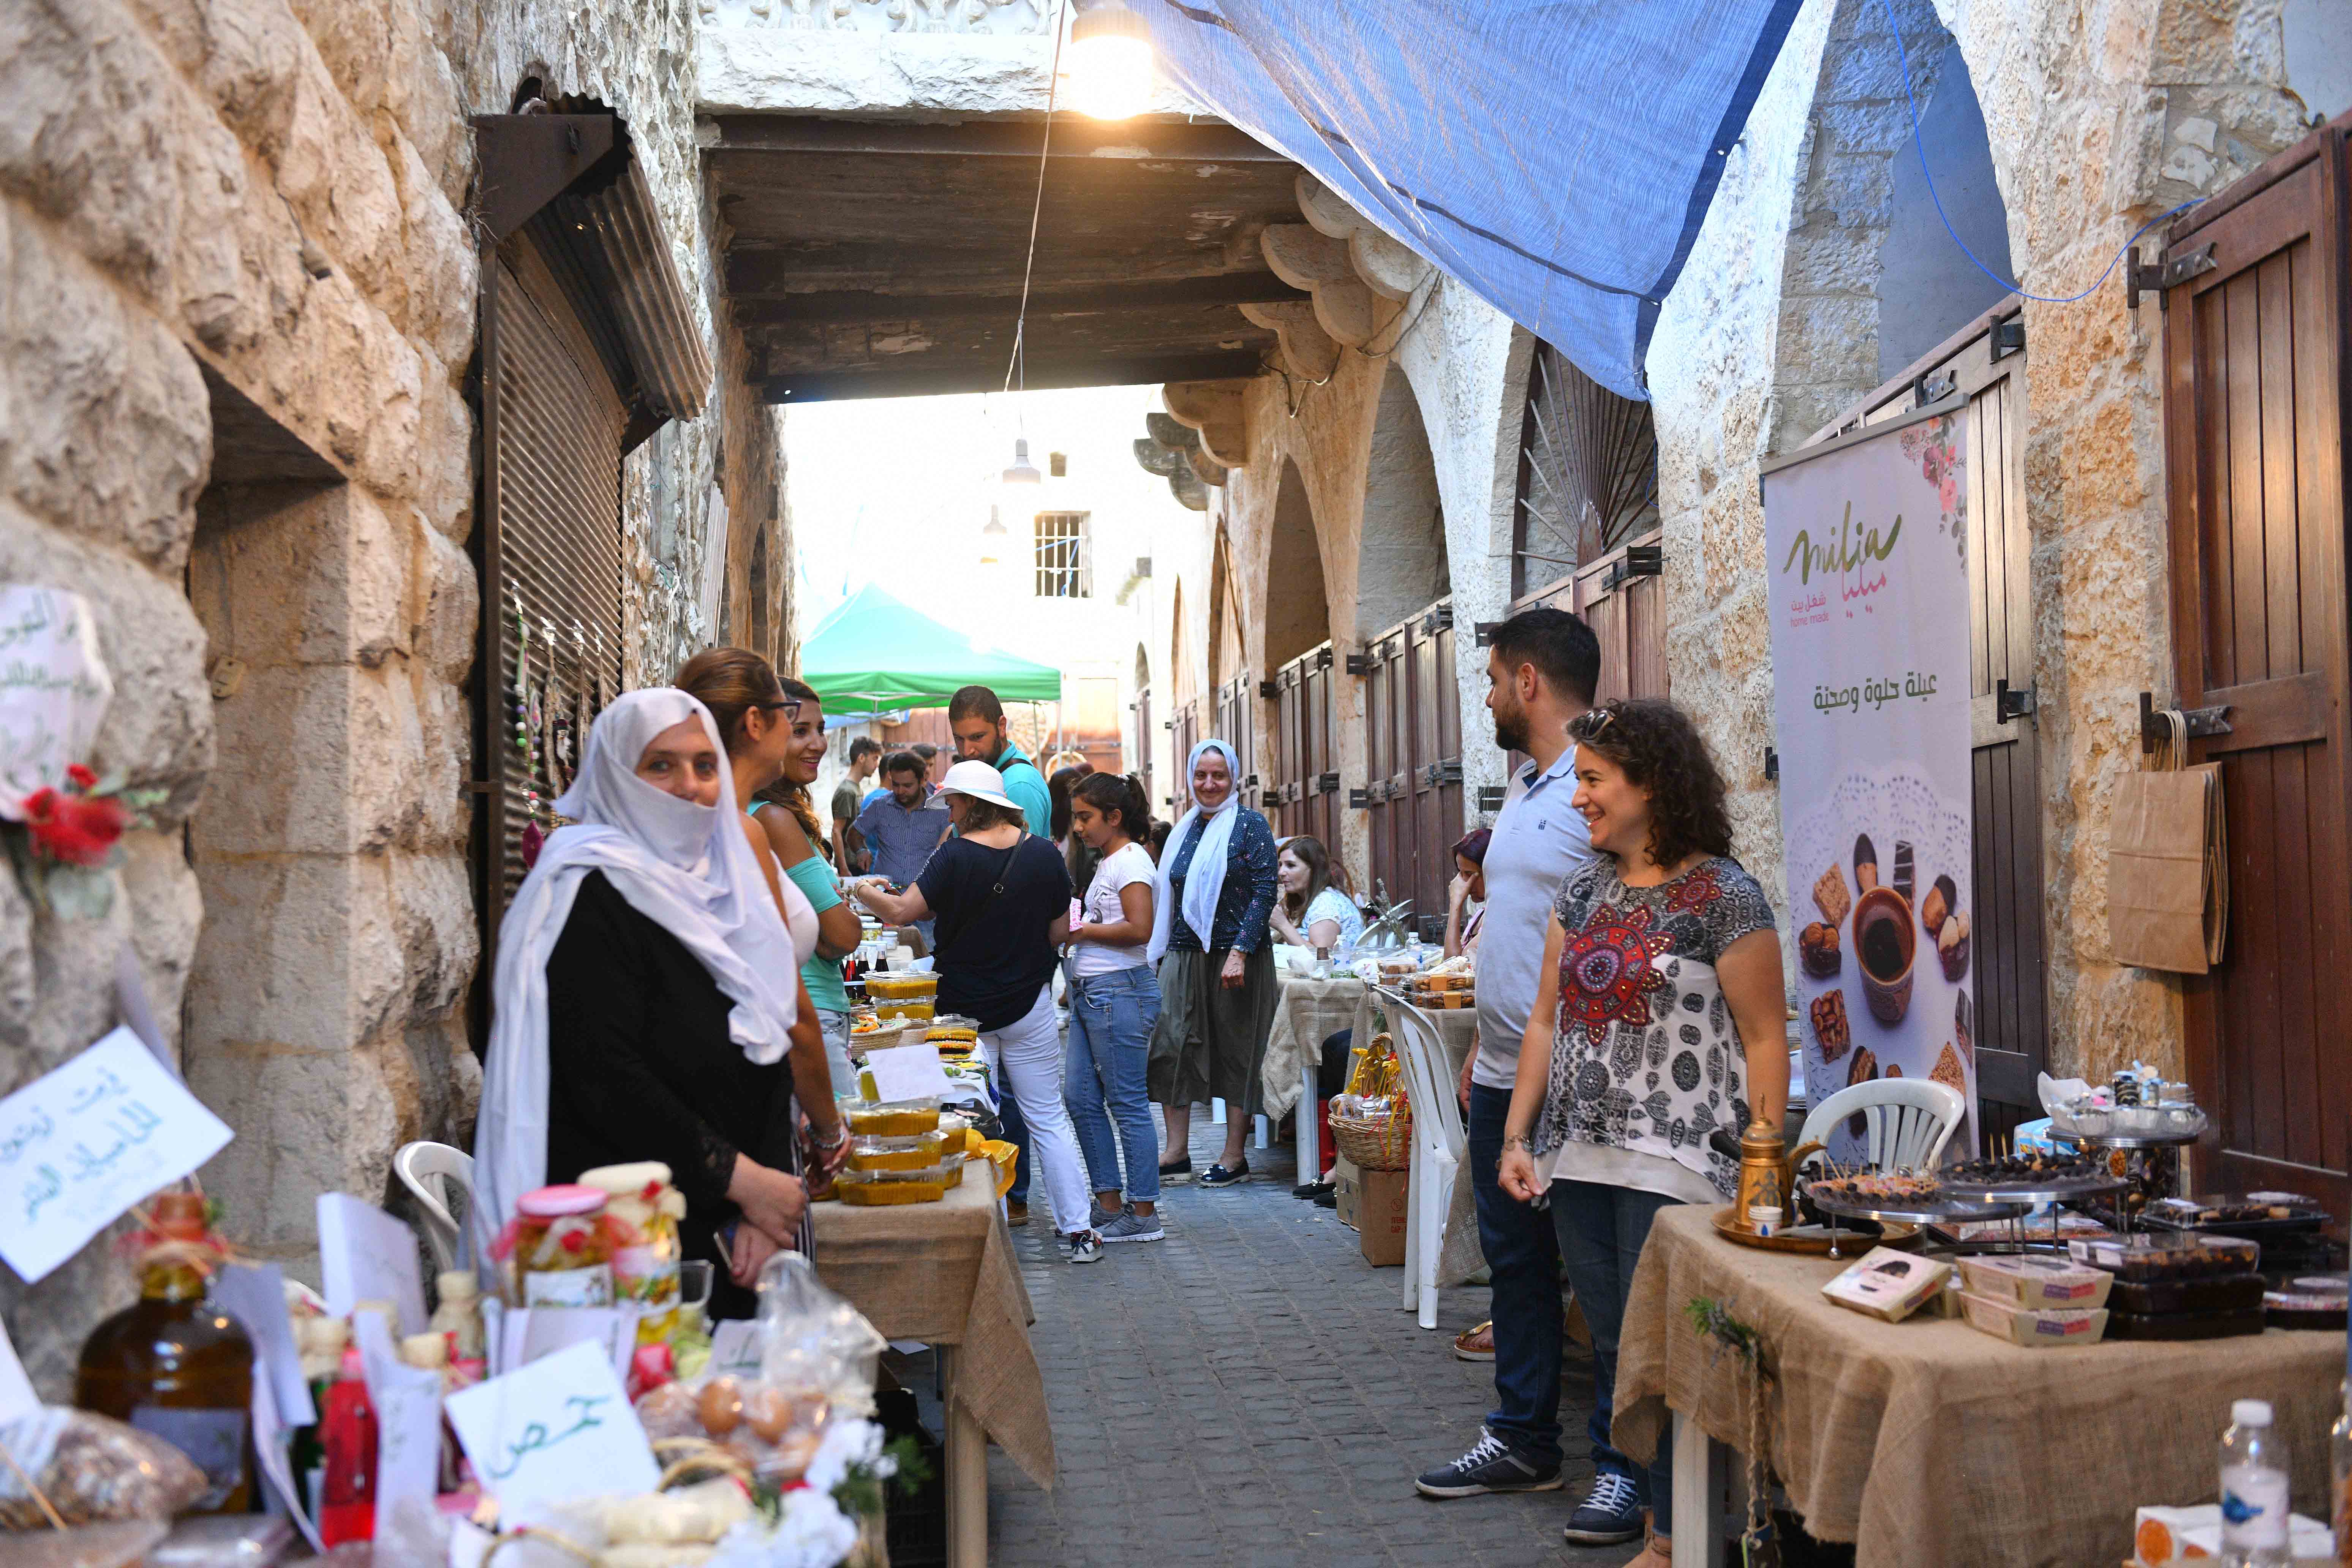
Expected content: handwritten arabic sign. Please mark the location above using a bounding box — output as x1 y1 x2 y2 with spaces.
1764 409 1976 1157
444 1339 657 1510
0 1027 232 1283
0 586 113 820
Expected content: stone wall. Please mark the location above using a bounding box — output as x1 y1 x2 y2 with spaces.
0 0 763 1396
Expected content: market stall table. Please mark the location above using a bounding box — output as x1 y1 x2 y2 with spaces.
1261 969 1365 1121
1613 1204 2341 1568
811 1174 1054 1568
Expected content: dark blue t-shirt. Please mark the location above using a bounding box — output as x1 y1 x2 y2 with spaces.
916 833 1072 1030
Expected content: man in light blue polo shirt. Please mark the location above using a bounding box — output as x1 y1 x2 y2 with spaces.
1416 607 1620 1542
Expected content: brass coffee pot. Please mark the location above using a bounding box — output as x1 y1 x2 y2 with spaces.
1729 1117 1824 1228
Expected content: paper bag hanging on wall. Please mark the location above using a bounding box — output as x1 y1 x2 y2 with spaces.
2108 714 2229 973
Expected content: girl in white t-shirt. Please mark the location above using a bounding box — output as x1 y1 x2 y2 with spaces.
1060 772 1167 1239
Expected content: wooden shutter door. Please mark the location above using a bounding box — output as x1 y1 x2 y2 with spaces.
1300 644 1337 850
478 234 628 932
1362 628 1409 907
2162 120 2351 1206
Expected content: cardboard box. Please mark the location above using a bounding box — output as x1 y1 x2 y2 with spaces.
1335 1174 1359 1230
1358 1167 1410 1267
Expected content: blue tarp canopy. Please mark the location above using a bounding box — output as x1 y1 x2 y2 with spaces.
1137 0 1804 399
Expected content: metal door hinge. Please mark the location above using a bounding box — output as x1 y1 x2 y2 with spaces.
1261 790 1283 809
1258 678 1279 699
2126 243 2216 310
2138 691 2232 752
1422 605 1454 635
1348 788 1373 809
1603 544 1663 592
1421 759 1464 788
1317 646 1335 669
1913 369 1956 408
1764 747 1779 782
1317 771 1341 794
1473 621 1503 647
1344 652 1370 676
1991 316 2025 361
1995 678 2037 725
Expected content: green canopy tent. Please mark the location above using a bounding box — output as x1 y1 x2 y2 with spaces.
798 583 1062 713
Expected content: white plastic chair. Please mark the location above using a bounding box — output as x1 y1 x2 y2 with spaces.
1384 991 1466 1329
394 1141 476 1274
1797 1079 1965 1173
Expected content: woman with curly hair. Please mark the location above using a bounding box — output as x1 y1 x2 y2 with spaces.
1496 698 1788 1568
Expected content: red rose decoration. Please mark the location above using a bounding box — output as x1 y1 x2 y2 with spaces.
25 789 126 866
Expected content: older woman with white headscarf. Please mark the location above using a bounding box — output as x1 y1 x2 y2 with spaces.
1147 739 1280 1188
475 688 818 1319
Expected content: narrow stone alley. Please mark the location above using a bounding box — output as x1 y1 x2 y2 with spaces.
971 1127 1641 1568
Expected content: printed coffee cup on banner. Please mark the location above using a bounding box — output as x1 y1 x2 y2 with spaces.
1854 885 1914 1024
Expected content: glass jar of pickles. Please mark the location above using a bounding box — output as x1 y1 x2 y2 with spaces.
512 1184 614 1306
579 1162 684 1343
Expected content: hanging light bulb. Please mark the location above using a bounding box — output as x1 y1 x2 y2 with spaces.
979 503 1009 566
1001 437 1042 485
1069 0 1154 122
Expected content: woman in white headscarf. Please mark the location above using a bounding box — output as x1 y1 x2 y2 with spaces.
1146 740 1280 1188
475 689 817 1319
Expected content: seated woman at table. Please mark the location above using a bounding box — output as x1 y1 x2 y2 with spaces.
1498 699 1788 1568
474 690 814 1321
1147 740 1280 1190
1269 835 1363 952
850 762 1103 1263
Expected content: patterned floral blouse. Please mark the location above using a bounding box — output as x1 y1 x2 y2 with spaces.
1535 855 1776 1201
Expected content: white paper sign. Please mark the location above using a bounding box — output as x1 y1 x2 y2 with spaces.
0 585 114 817
445 1339 657 1510
316 1192 427 1336
0 1027 234 1283
353 1313 444 1508
707 1320 764 1382
0 1319 38 1427
249 1369 324 1552
490 1306 641 1385
863 1042 955 1103
214 1263 314 1428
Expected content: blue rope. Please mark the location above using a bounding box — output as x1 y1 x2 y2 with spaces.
1880 0 2202 305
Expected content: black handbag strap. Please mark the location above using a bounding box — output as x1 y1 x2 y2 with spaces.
937 833 1024 960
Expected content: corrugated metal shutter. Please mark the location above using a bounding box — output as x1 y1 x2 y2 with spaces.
478 232 628 921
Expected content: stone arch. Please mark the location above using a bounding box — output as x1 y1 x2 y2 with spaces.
1356 363 1448 637
1769 0 2014 449
1208 528 1249 692
1264 458 1332 668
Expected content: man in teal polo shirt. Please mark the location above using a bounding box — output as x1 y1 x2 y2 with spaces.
946 682 1054 1218
947 684 1052 836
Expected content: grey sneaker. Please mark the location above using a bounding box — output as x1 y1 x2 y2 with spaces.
1065 1230 1103 1264
1098 1209 1165 1243
1089 1202 1123 1230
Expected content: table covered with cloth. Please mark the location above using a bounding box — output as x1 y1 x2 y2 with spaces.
812 1174 1053 1567
1612 1204 2341 1568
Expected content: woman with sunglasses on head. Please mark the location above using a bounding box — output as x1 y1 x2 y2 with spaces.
1146 740 1280 1189
676 651 853 1182
1496 700 1788 1568
474 690 813 1321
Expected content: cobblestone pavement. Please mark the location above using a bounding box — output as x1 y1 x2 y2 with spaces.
972 1117 1645 1568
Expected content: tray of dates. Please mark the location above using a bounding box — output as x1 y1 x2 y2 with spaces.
1802 1169 2031 1226
2138 1191 2330 1241
1938 1147 2125 1205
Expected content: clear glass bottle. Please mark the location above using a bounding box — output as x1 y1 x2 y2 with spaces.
73 1191 255 1515
2220 1397 2290 1567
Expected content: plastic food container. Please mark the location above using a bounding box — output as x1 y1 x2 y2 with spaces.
1956 1253 2113 1309
847 1131 950 1172
865 974 939 999
835 1155 967 1205
847 1100 941 1136
2069 1232 2260 1281
1959 1292 2108 1347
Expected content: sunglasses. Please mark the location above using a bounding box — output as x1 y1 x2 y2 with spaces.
1566 707 1617 741
757 697 806 721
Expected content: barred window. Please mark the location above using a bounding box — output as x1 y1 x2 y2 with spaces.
1034 511 1091 598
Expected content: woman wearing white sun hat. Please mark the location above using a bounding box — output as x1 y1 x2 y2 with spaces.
851 760 1102 1261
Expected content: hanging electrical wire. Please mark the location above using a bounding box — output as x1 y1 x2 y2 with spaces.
1882 0 2200 306
1004 0 1072 398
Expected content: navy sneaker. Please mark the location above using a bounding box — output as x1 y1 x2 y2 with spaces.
1561 1472 1645 1544
1413 1427 1563 1498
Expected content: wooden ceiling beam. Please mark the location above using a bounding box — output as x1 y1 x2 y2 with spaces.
704 115 1288 164
730 272 1307 324
759 349 1268 403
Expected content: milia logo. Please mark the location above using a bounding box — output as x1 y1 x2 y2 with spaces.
1781 502 1903 585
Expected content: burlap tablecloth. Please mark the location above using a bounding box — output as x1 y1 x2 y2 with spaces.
1261 972 1367 1118
1614 1204 2340 1567
811 1174 1055 1488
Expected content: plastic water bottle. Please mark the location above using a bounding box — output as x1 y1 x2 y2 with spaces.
2219 1398 2291 1566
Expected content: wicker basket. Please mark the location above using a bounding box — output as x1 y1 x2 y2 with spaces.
1329 1110 1412 1171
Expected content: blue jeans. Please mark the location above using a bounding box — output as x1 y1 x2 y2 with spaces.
1467 1083 1564 1465
1062 965 1163 1203
1550 1180 1678 1532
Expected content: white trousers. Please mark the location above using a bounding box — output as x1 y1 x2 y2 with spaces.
981 985 1091 1235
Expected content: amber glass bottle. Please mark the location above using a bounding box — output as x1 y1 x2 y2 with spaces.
74 1191 256 1514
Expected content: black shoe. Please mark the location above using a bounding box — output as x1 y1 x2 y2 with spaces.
1561 1472 1645 1544
1159 1159 1193 1186
1312 1187 1337 1208
1291 1180 1333 1199
1200 1160 1250 1187
1413 1428 1563 1499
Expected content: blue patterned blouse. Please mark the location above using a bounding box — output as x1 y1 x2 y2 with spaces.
1165 808 1280 954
